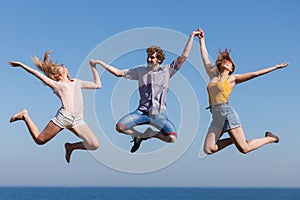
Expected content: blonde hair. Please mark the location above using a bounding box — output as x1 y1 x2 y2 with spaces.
215 48 235 75
32 51 61 81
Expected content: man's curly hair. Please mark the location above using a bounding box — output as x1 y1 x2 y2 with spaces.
146 46 166 64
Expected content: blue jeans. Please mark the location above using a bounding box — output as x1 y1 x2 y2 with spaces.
117 109 177 137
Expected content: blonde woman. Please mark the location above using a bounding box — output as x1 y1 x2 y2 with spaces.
197 28 289 155
9 51 101 163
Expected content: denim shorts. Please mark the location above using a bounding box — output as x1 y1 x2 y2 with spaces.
51 108 86 129
208 103 242 132
117 109 177 137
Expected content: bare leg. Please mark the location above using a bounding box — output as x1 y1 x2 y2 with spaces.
228 126 279 154
136 127 176 143
65 124 99 163
215 138 234 151
203 130 234 154
152 133 176 143
115 125 142 137
10 109 62 144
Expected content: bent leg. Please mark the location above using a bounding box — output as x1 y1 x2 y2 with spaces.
152 133 177 143
203 129 234 155
151 115 177 143
115 124 140 136
66 124 99 163
116 110 150 137
10 109 62 145
228 127 277 154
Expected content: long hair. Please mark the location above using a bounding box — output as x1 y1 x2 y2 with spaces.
32 51 60 81
215 48 235 75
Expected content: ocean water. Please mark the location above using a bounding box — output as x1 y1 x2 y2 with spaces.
0 187 299 200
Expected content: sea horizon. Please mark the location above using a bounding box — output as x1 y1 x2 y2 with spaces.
0 186 299 200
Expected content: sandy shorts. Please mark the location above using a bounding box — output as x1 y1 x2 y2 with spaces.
208 103 242 132
51 108 86 129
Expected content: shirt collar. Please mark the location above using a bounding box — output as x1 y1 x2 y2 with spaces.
147 64 163 72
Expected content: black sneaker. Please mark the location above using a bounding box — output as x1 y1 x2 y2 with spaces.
130 137 149 153
130 137 142 153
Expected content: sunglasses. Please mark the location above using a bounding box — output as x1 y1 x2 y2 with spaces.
148 55 161 60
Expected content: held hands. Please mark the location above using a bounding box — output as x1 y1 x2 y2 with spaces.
197 28 204 39
89 59 98 69
191 30 201 38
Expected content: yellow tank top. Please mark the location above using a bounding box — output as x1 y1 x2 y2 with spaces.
207 79 232 106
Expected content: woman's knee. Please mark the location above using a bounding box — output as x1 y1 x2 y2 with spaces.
36 137 47 145
233 141 250 154
88 139 100 150
237 146 250 154
203 145 217 155
91 142 99 150
203 148 212 155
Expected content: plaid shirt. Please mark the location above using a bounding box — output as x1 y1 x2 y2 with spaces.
124 59 179 114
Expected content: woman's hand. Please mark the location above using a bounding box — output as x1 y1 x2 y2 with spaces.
197 28 204 39
191 30 201 38
275 62 289 69
9 61 23 67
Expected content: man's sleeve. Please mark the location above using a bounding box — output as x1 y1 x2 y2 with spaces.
168 59 180 78
124 68 139 80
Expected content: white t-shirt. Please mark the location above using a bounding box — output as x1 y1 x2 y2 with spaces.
35 70 98 115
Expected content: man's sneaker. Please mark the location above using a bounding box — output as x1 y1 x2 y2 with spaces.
130 127 154 153
130 137 142 153
130 136 149 153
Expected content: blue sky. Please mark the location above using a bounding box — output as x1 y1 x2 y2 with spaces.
1 0 299 187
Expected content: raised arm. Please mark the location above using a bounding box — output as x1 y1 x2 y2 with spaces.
198 28 216 79
77 60 102 89
230 62 289 86
176 30 200 68
90 59 125 77
85 60 101 89
9 61 55 89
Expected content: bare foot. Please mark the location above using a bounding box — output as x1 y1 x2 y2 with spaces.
10 109 27 123
65 143 72 163
265 132 279 143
